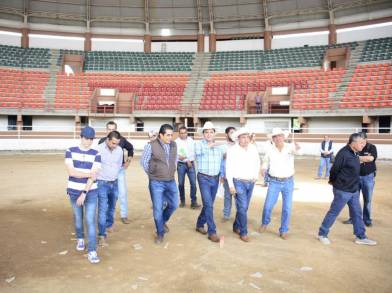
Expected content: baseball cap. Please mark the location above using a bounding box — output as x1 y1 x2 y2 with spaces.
80 126 95 139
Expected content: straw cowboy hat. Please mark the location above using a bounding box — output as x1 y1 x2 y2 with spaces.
201 121 215 132
268 127 289 139
233 127 251 140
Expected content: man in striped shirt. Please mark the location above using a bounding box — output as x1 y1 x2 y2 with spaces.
65 126 101 264
195 122 225 243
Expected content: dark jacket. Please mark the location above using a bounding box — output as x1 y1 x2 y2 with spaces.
329 144 360 193
359 143 377 176
148 139 177 181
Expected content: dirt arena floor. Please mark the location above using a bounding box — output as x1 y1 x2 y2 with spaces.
0 154 391 293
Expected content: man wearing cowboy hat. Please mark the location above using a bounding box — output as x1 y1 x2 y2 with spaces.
226 127 260 242
259 127 301 240
194 121 225 243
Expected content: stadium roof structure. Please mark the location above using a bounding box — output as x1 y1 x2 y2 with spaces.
0 0 391 37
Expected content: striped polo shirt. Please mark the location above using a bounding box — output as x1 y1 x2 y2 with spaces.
65 146 101 196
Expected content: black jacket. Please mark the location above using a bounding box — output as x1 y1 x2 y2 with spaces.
329 144 360 193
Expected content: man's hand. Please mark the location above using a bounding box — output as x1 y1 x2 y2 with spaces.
208 141 217 148
220 177 224 184
260 169 266 177
186 161 193 168
229 187 236 195
123 158 132 169
76 193 86 206
90 171 97 181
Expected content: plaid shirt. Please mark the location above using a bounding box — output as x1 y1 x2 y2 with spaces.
195 139 224 176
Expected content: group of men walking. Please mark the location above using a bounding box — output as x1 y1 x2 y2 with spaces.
65 121 378 264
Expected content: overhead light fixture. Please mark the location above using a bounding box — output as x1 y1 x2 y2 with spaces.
161 29 171 36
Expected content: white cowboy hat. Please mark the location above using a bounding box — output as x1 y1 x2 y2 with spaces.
202 121 215 132
268 127 289 139
233 127 251 140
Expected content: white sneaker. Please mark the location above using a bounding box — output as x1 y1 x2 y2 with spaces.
76 238 85 251
355 238 377 246
318 235 331 245
87 251 100 264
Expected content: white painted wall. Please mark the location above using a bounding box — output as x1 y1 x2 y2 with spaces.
0 32 21 46
151 41 197 52
29 35 84 50
32 116 75 131
206 119 241 133
337 23 392 43
272 32 329 49
245 118 291 133
306 117 363 134
216 39 263 51
89 117 136 133
0 115 8 131
91 39 143 52
204 36 209 53
141 118 173 133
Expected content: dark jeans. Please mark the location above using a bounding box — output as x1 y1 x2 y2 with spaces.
177 162 197 204
196 173 219 236
233 179 255 236
149 179 179 237
97 180 118 237
319 187 366 239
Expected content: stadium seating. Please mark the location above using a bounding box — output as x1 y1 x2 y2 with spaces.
55 73 91 110
341 63 392 108
84 52 195 72
360 37 392 62
86 73 189 110
209 42 358 71
200 68 344 111
0 68 49 108
0 45 50 68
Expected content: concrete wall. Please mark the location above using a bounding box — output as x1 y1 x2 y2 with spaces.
306 117 363 134
141 118 174 132
206 118 241 133
32 116 75 131
89 117 136 133
216 39 264 51
0 31 21 46
91 39 144 52
337 23 392 43
0 115 8 131
272 32 328 49
29 35 84 50
245 118 291 132
151 41 197 52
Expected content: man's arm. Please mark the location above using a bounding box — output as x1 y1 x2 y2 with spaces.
140 143 152 174
329 150 345 184
359 144 377 163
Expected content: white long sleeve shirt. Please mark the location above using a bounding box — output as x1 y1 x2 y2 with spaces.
226 143 260 189
175 136 195 162
262 143 301 178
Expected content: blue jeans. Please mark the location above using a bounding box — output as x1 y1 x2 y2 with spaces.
149 179 179 237
261 177 294 233
177 162 197 204
196 173 219 236
361 173 375 225
97 180 118 237
222 179 232 218
117 168 128 218
233 179 255 236
319 187 366 239
347 172 375 225
69 190 98 252
318 157 331 178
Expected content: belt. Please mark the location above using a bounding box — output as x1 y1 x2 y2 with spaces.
234 178 254 183
198 172 219 178
269 176 293 182
97 179 117 184
178 161 194 164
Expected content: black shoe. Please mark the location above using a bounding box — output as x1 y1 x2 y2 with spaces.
164 223 170 233
365 222 373 227
190 202 201 209
179 202 185 208
342 219 353 224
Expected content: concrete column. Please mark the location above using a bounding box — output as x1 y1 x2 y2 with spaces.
209 33 216 52
84 33 92 51
328 24 337 45
75 116 81 134
144 34 152 53
298 117 309 133
17 114 23 132
197 34 204 53
21 28 29 48
264 30 272 50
